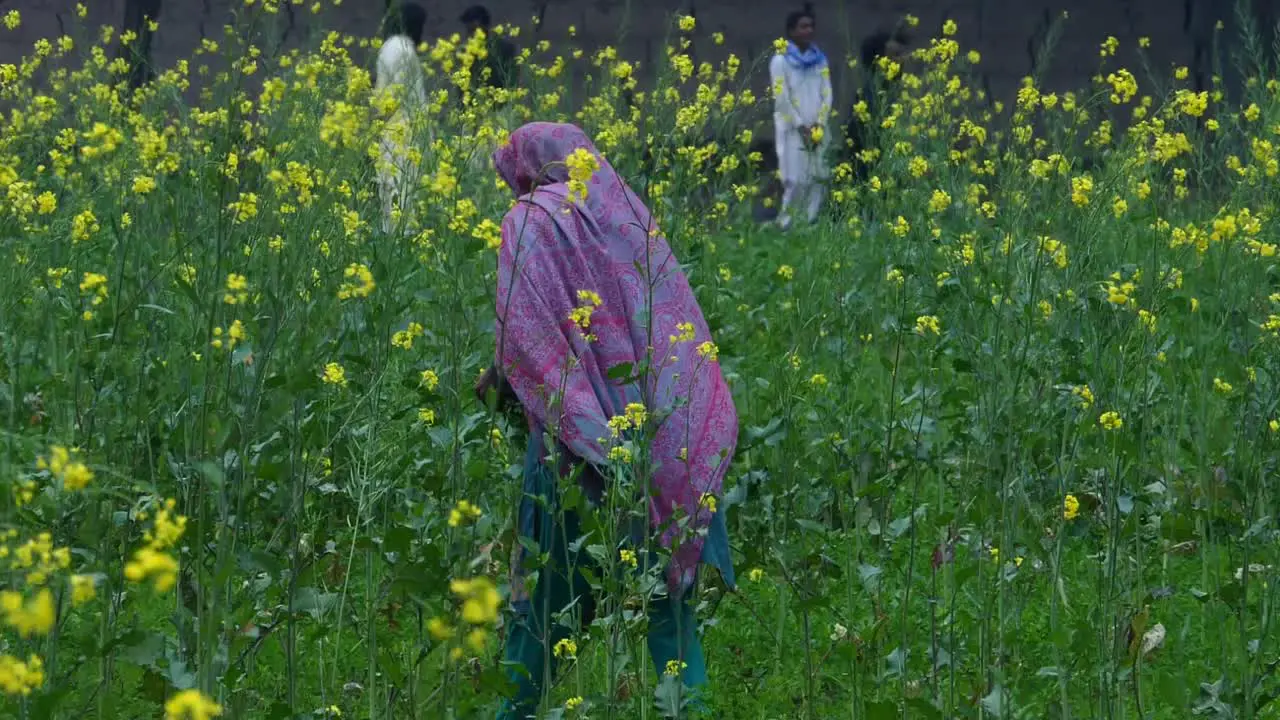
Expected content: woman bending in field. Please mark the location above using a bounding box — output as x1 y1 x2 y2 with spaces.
477 122 738 718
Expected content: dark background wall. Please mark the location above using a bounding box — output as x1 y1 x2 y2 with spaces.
2 0 1276 111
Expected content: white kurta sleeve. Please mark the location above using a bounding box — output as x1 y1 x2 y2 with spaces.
820 66 833 128
376 38 427 111
375 48 392 93
769 55 796 132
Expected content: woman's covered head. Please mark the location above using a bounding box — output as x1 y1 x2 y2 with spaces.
786 4 815 47
861 27 910 69
460 4 491 33
491 122 603 196
385 2 427 44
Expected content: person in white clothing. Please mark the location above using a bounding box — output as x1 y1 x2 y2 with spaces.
769 5 832 229
375 3 429 234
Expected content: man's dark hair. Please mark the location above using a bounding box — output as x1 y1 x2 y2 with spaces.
460 5 492 29
860 27 910 68
785 3 815 33
385 3 427 44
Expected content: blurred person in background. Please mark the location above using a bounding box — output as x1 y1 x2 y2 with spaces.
769 4 832 230
844 26 911 181
458 5 521 174
375 2 428 234
461 4 518 90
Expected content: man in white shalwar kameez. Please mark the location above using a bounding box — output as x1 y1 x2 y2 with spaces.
375 3 428 235
769 7 832 229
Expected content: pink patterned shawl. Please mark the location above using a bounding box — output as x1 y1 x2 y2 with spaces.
492 122 738 592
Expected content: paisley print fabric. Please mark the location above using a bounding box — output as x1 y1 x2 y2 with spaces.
492 122 738 594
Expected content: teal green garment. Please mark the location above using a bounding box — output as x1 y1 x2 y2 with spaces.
497 509 708 719
497 433 732 718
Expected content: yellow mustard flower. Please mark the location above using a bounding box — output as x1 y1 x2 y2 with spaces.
164 689 223 720
1063 494 1080 520
0 654 45 696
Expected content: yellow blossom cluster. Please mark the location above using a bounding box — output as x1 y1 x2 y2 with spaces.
164 689 223 720
433 576 502 661
448 500 482 528
337 263 375 300
0 654 44 696
569 289 603 342
124 499 187 593
36 445 93 492
564 147 599 203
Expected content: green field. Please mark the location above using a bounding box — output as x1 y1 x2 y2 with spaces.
1 3 1279 719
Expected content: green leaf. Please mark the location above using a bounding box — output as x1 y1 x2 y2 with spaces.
1117 494 1134 514
28 685 73 720
858 564 883 592
887 514 912 538
747 416 782 440
653 675 686 718
293 587 338 620
139 668 169 706
166 656 197 690
119 631 166 668
795 518 827 536
884 646 905 676
196 461 225 490
865 700 898 720
383 526 414 555
981 684 1006 717
905 698 943 719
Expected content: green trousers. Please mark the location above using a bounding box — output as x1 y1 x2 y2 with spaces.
496 511 707 718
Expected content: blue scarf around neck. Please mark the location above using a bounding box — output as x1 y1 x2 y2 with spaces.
784 41 827 70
